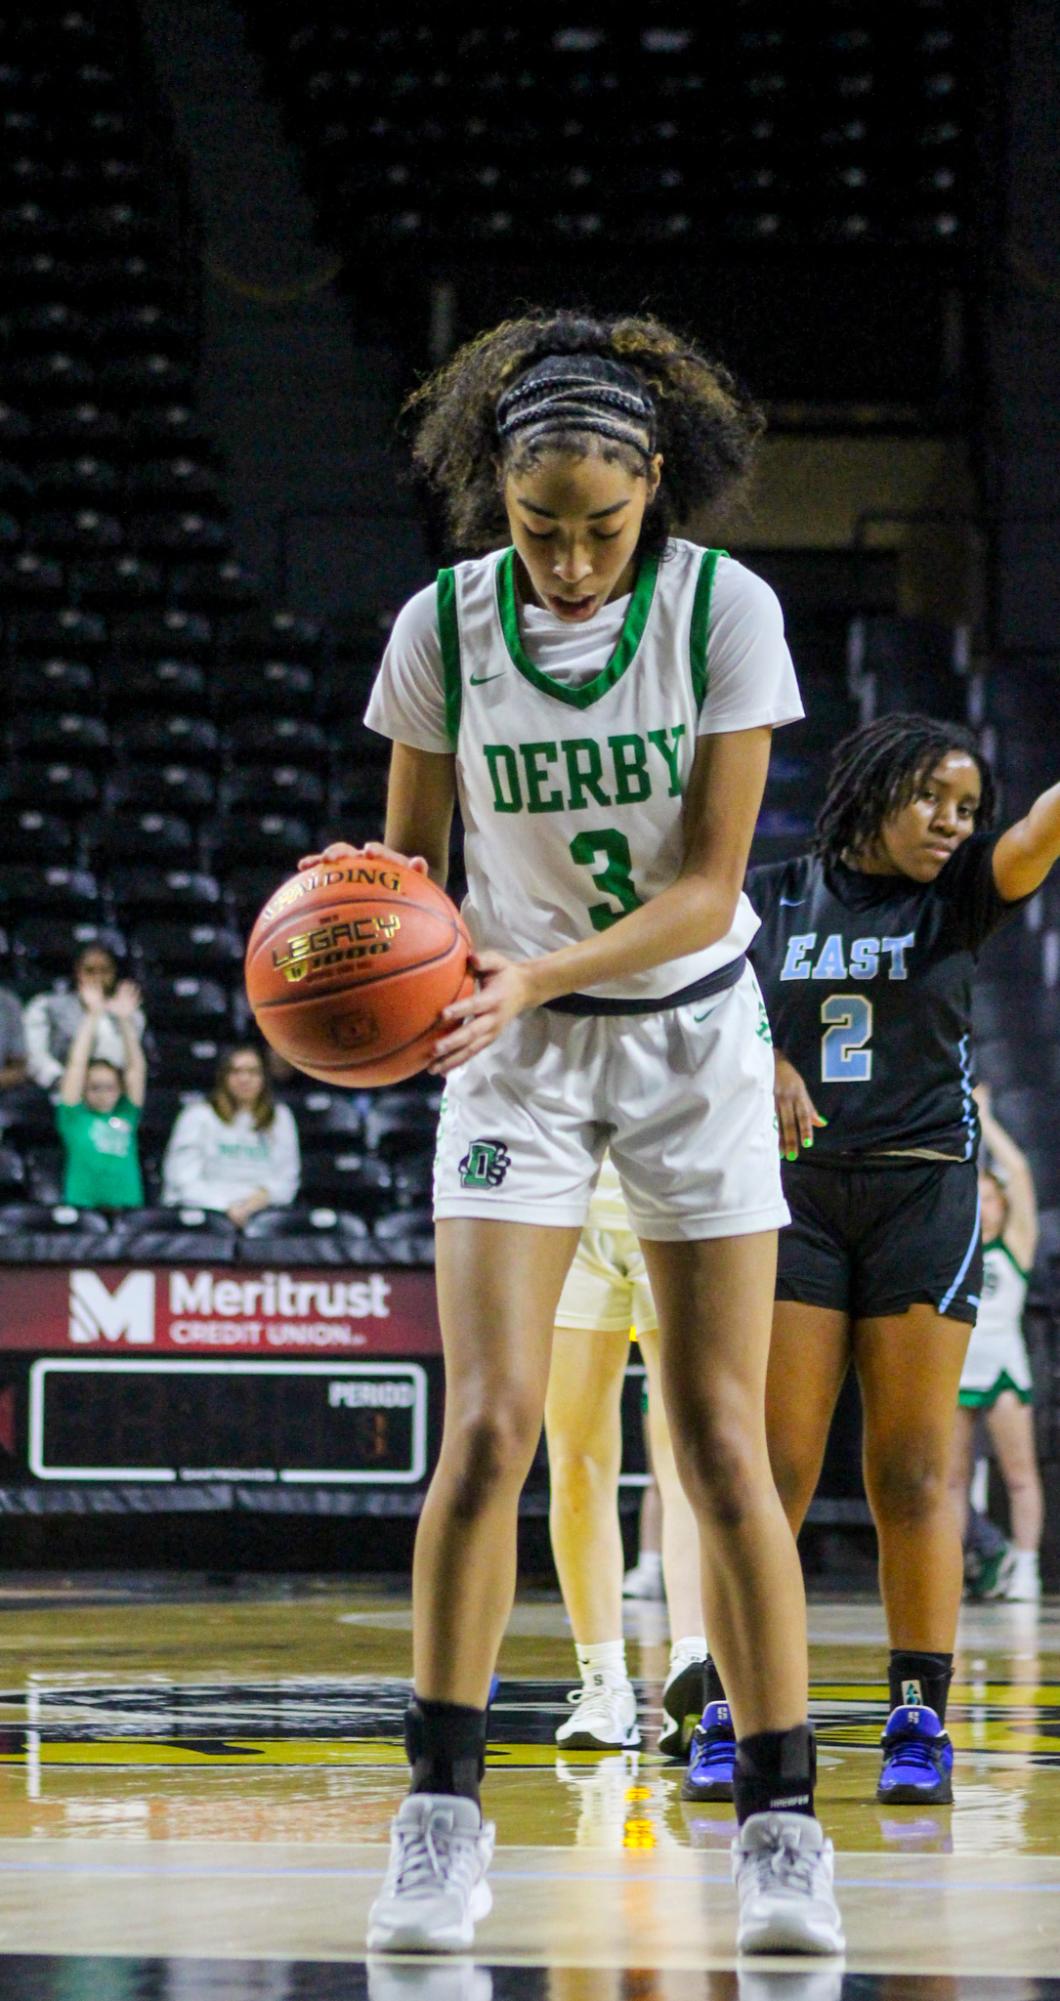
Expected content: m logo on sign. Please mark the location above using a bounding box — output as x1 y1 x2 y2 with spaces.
69 1270 156 1346
458 1139 511 1189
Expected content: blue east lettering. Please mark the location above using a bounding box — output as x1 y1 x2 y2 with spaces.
779 930 915 982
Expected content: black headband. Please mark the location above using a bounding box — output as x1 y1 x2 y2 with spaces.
496 353 656 458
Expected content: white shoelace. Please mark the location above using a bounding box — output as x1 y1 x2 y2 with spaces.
745 1826 821 1899
393 1811 481 1896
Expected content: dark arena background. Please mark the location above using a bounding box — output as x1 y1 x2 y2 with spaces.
0 0 1057 1991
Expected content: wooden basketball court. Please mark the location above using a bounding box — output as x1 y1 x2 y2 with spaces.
0 1577 1056 1996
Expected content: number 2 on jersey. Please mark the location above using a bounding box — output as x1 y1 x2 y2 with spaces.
570 829 644 932
820 993 874 1082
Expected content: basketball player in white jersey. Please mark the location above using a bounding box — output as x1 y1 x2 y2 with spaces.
302 310 844 1958
952 1083 1043 1601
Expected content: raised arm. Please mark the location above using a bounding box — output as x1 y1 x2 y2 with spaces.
992 778 1060 902
58 987 105 1106
973 1082 1038 1268
109 980 146 1109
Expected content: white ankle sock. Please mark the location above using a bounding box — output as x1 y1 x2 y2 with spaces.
575 1640 628 1685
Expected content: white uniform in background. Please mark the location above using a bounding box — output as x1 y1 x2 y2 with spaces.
959 1238 1033 1407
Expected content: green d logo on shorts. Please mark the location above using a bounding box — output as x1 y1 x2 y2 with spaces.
458 1138 512 1189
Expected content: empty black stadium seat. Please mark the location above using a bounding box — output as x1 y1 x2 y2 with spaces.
224 716 329 762
10 657 98 709
372 1205 436 1264
0 761 98 812
149 1033 225 1089
0 862 98 914
221 608 323 661
204 811 312 868
104 767 216 816
98 657 209 710
0 1201 111 1262
104 1205 238 1263
112 714 221 763
220 765 327 815
211 660 315 716
82 809 195 866
0 812 77 864
9 711 110 763
13 913 124 971
7 604 109 655
111 866 221 918
110 606 214 660
145 978 229 1033
130 916 243 972
238 1203 373 1263
73 551 165 605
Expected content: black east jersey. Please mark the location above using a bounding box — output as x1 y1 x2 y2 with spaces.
747 833 1023 1161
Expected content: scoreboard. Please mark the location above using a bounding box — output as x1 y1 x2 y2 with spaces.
0 1262 444 1512
28 1359 428 1486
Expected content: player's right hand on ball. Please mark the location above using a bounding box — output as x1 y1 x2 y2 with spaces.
774 1052 827 1161
297 840 429 874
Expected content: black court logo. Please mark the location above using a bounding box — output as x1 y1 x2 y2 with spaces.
458 1138 511 1189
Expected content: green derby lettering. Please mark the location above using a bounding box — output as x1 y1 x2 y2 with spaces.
484 743 522 812
647 724 686 797
520 740 564 813
481 725 687 816
561 737 611 809
609 733 652 804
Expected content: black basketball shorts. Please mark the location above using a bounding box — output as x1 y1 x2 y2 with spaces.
775 1155 982 1325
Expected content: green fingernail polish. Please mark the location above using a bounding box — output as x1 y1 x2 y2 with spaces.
803 1136 813 1147
786 1150 797 1161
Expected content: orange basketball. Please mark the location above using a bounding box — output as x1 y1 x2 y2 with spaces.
244 853 473 1087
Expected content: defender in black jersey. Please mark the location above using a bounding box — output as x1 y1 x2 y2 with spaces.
745 714 1060 1806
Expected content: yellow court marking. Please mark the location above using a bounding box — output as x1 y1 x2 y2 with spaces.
0 1739 617 1769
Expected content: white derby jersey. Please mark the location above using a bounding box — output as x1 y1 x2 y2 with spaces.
366 539 802 1004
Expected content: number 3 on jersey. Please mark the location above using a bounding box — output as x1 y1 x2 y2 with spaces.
570 829 644 932
821 993 874 1081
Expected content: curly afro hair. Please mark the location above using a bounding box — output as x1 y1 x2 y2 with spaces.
403 308 765 555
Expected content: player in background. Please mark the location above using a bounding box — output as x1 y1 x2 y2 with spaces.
951 1083 1044 1603
309 309 844 1958
546 1153 709 1762
717 714 1059 1810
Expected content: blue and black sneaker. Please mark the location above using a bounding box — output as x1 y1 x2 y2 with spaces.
679 1700 736 1803
876 1704 953 1805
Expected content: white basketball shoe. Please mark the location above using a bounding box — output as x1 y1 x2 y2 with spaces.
732 1811 845 1956
555 1673 641 1749
367 1793 495 1952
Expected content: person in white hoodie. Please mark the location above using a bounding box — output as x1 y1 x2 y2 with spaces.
161 1044 300 1225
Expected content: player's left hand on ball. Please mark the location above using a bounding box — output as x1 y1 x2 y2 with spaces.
430 951 531 1074
297 840 429 875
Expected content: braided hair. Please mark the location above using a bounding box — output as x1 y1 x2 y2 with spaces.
814 714 997 867
403 308 764 554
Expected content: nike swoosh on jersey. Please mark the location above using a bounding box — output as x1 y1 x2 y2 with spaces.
778 895 806 906
469 671 505 685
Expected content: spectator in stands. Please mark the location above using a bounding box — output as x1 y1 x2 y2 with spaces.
0 973 27 1094
56 979 146 1210
160 1044 300 1225
24 944 146 1096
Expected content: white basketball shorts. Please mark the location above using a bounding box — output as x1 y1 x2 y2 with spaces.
433 963 789 1243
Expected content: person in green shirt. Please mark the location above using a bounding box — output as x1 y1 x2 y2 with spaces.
55 974 146 1209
